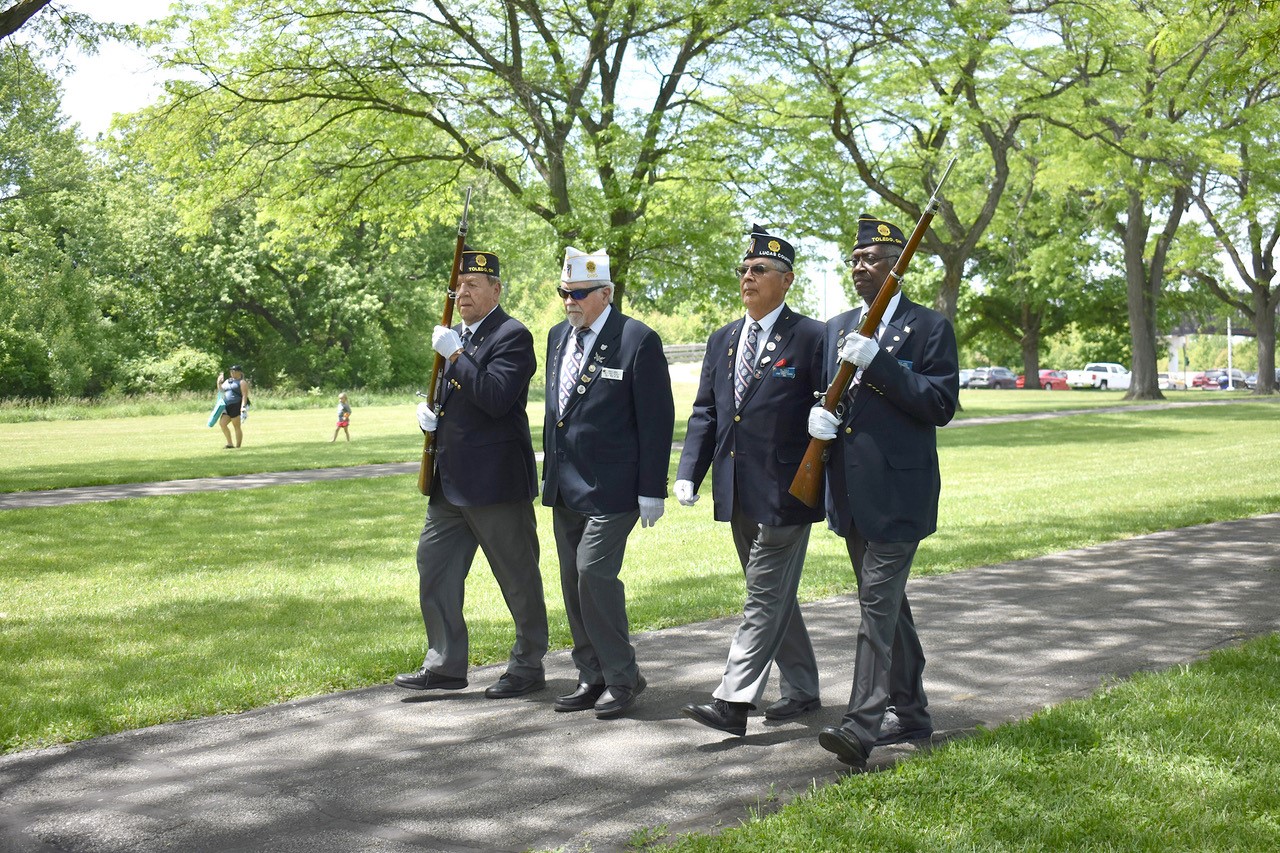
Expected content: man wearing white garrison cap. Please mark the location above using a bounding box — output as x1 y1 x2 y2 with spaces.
541 247 675 720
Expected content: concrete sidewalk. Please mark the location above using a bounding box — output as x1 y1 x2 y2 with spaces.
1 513 1278 852
0 463 420 510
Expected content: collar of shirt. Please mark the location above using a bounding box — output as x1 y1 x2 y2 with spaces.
739 302 786 368
861 291 902 341
461 304 500 339
570 303 611 358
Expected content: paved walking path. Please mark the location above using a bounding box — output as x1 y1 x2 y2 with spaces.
0 462 421 509
4 396 1274 510
2 513 1278 852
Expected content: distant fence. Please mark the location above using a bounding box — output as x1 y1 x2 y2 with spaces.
663 343 706 364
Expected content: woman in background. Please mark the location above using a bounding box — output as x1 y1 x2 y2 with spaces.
216 365 250 448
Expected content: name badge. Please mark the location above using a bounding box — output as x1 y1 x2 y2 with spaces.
601 367 624 380
771 366 797 379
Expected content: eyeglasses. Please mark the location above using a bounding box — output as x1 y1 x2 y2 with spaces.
735 263 779 278
448 281 494 298
557 284 607 300
844 253 900 269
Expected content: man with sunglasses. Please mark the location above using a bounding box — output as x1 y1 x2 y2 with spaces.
674 226 826 737
395 248 549 701
808 214 959 770
542 247 675 720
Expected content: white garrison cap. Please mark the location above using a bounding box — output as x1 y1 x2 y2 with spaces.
561 247 611 284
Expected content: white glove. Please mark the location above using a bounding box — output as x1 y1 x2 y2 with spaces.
673 479 699 506
432 325 463 359
638 496 665 528
839 333 878 368
416 401 437 433
808 405 838 440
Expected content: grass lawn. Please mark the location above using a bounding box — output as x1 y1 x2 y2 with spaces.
3 402 1278 753
2 374 1264 492
0 378 702 492
663 633 1280 851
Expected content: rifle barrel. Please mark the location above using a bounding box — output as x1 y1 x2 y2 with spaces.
787 158 956 507
417 188 473 496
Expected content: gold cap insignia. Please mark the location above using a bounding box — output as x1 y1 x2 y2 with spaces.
768 240 781 253
877 224 891 237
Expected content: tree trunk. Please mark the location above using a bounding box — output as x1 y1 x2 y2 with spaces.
1120 191 1165 401
1255 286 1278 394
1021 310 1041 388
935 256 963 324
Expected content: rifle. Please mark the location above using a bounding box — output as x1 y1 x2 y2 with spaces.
417 187 473 496
788 157 956 508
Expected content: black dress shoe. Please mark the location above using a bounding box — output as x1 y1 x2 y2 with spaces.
393 667 467 691
818 725 869 770
875 716 933 746
763 696 821 721
554 682 607 712
484 672 546 699
682 698 749 736
594 673 647 719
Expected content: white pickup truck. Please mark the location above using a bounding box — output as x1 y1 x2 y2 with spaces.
1066 362 1131 390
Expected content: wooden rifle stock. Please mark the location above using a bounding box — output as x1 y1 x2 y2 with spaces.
788 157 957 508
417 187 473 496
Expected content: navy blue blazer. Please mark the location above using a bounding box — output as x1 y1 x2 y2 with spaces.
822 296 959 541
432 306 539 507
542 309 675 515
677 305 826 528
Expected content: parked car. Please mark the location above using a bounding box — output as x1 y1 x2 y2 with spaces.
1157 372 1187 390
959 368 973 389
1245 369 1280 389
1204 368 1249 389
1189 371 1209 388
1016 369 1069 390
969 366 1018 389
1066 362 1131 390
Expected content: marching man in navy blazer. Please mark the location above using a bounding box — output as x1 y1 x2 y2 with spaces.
395 248 549 700
809 215 959 769
543 247 675 719
675 227 827 737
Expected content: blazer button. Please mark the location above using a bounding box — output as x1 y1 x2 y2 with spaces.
557 421 565 428
733 415 741 422
729 450 735 458
845 427 853 434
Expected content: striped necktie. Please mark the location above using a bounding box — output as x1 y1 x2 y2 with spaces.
735 321 760 408
559 328 588 416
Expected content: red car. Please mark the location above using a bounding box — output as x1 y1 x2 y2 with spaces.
1016 369 1069 390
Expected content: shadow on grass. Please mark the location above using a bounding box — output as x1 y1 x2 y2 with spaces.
4 517 1278 853
4 462 1277 753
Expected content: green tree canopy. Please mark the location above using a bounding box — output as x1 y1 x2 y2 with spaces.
138 0 773 309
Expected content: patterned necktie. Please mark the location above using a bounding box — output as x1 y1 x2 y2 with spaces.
460 329 472 353
558 328 588 416
735 321 760 408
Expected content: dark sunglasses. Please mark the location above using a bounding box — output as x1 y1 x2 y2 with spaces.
557 285 607 300
844 253 900 269
735 263 778 278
